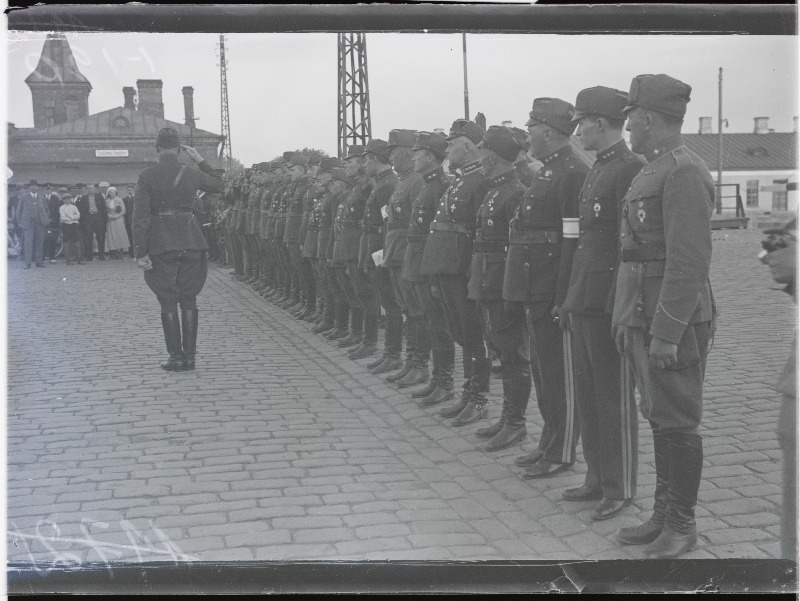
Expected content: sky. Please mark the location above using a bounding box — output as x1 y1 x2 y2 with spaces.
6 31 798 166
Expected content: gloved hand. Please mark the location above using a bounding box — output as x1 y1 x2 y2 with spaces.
551 305 571 331
136 255 153 271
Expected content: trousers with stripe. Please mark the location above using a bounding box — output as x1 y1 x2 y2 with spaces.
528 312 580 465
570 313 638 500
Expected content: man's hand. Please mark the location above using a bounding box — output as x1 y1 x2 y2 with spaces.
614 326 627 355
648 336 678 370
551 305 571 331
136 255 153 271
181 145 204 164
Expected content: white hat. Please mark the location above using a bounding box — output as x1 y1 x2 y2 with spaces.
99 181 110 188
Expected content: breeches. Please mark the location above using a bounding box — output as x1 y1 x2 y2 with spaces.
144 250 207 312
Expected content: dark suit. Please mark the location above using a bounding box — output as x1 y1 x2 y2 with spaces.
44 193 62 260
18 192 50 266
123 194 135 257
82 192 108 260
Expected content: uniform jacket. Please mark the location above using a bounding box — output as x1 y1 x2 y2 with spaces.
383 167 424 268
234 185 249 232
326 189 348 264
284 177 311 244
246 186 262 236
259 183 276 239
265 182 286 242
46 193 62 228
333 174 372 263
360 168 398 269
503 144 589 320
562 139 644 316
315 188 336 261
420 160 488 276
612 134 715 345
18 191 50 229
273 180 295 243
515 160 535 189
402 166 450 282
132 152 223 258
302 185 325 259
467 170 524 301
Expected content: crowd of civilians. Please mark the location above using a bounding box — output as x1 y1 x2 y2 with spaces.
7 180 227 268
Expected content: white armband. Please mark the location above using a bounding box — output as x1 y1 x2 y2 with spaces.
562 217 580 239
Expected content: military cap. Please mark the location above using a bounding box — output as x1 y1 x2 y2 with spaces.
318 157 344 173
411 131 448 158
345 145 366 160
386 129 417 150
28 180 40 186
446 119 485 145
363 139 391 162
331 167 355 186
572 86 630 121
509 127 530 151
623 74 691 118
478 125 523 162
156 127 181 149
525 97 577 136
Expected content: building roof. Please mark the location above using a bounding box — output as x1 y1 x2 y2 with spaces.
8 163 149 187
24 33 91 87
12 106 221 141
682 132 797 171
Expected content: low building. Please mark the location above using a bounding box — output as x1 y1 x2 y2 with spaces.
8 33 223 189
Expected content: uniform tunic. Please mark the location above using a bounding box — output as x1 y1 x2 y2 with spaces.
302 185 325 259
359 168 398 270
284 177 311 245
402 166 450 282
612 134 715 432
333 174 372 264
562 139 644 499
383 167 424 269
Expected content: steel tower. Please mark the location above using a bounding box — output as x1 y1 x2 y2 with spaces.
219 34 233 168
337 33 372 159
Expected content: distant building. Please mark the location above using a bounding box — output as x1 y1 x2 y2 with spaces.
8 33 223 188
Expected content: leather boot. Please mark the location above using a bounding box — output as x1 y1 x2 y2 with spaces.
453 355 492 425
420 386 455 407
485 364 530 452
324 303 349 339
312 318 335 334
616 428 669 546
181 309 198 371
452 400 488 426
338 306 364 347
396 365 429 389
643 433 703 559
373 356 403 375
160 311 185 371
386 361 413 383
476 361 510 438
413 349 439 398
436 346 456 398
367 354 388 370
349 342 377 360
441 354 474 418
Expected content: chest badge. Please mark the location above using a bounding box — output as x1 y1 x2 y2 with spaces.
417 217 423 223
487 218 494 227
394 205 401 213
544 169 552 177
638 207 647 223
593 202 601 218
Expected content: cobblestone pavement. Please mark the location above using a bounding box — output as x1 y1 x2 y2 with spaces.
7 228 795 565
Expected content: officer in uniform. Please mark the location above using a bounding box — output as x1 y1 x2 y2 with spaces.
613 74 715 559
133 127 224 371
467 126 528 451
265 160 290 302
245 167 264 286
507 98 588 478
283 153 313 315
324 168 356 340
358 139 401 362
257 162 279 297
401 131 454 396
510 127 536 189
559 87 644 519
229 172 247 279
421 119 493 422
302 157 334 322
298 155 323 321
382 130 425 381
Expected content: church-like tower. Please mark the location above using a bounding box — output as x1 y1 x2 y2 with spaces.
25 33 92 128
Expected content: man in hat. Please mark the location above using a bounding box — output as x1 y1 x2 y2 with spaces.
381 130 425 380
420 119 492 422
467 126 528 451
558 86 645 520
258 162 280 297
612 74 715 559
82 182 108 261
398 131 454 394
43 187 64 262
331 145 373 350
323 168 356 340
297 155 324 320
245 167 265 287
358 139 401 362
122 184 136 258
312 162 346 334
302 157 336 323
274 154 301 309
263 162 286 300
505 97 588 477
283 153 314 316
225 176 245 278
18 179 50 268
133 127 224 372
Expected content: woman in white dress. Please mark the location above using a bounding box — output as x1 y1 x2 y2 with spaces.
105 186 131 259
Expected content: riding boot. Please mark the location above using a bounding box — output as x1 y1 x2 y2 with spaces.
475 358 508 437
312 298 335 334
413 349 440 399
617 427 670 545
181 309 198 371
485 363 530 451
338 306 364 347
452 354 492 426
643 432 703 559
325 302 350 340
440 353 474 418
159 311 185 371
349 312 378 359
421 346 456 407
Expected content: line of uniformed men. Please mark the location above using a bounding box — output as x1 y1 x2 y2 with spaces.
219 73 715 560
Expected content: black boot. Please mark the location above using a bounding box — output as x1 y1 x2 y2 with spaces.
643 433 703 559
453 355 493 426
338 306 364 348
617 427 669 546
181 309 198 371
160 311 185 371
413 349 440 398
440 353 474 418
485 363 530 452
421 346 456 407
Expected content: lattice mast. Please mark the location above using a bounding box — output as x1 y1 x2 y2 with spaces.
219 34 233 168
337 33 372 159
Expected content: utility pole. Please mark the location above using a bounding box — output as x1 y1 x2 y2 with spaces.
219 34 233 169
716 67 723 214
337 33 372 159
462 33 470 120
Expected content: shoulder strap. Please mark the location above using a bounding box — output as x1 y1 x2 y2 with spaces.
173 165 187 189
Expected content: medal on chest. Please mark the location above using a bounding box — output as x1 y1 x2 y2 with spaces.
593 202 601 218
637 201 646 223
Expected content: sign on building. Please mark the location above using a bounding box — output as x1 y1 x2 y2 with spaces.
95 149 130 157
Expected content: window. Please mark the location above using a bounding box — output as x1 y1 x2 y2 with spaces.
746 179 759 207
772 179 788 211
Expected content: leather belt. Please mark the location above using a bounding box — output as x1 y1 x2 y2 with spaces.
361 226 381 234
509 230 561 244
473 240 507 253
387 224 408 232
430 222 469 234
621 246 667 262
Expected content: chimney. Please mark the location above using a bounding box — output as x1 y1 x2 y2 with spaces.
136 79 164 118
698 116 712 134
182 86 195 127
754 116 770 134
502 120 513 128
123 86 136 110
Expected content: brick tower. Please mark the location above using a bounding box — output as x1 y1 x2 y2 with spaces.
25 33 92 128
